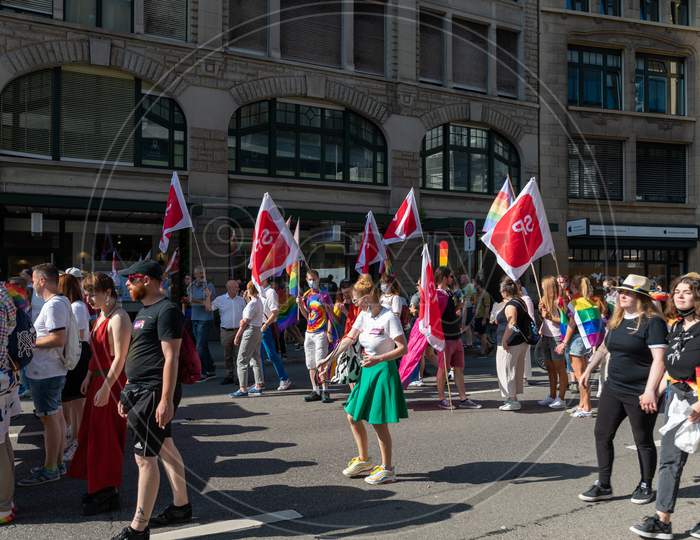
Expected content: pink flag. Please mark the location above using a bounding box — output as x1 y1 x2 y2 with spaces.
355 211 387 274
418 244 445 351
159 171 193 253
383 188 422 245
399 321 428 388
249 193 301 291
481 178 555 281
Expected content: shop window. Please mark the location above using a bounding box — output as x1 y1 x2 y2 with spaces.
497 28 519 98
354 0 386 75
568 47 621 110
635 55 685 115
419 9 445 84
421 123 520 194
671 0 689 25
640 0 659 21
599 0 620 15
228 99 387 184
280 0 341 67
636 142 686 203
452 18 488 93
566 0 589 10
65 0 133 33
145 0 188 41
95 232 153 263
228 0 267 53
568 139 623 200
0 0 52 15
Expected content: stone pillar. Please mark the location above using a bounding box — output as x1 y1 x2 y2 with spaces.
487 23 497 96
396 0 418 82
197 0 223 48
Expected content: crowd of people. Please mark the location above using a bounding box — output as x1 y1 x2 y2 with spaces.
1 258 700 539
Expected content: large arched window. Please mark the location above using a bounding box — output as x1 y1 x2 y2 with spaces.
228 99 387 185
421 124 520 193
0 67 186 169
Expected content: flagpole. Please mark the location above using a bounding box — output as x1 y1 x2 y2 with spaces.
551 253 562 277
191 232 207 283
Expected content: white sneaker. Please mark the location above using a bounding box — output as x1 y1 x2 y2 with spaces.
549 398 566 409
571 409 593 418
364 465 396 485
538 396 555 406
499 400 522 411
277 379 292 391
408 379 424 387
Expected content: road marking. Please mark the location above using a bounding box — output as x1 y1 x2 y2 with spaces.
626 440 661 450
150 509 302 540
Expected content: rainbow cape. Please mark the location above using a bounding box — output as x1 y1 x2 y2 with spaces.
482 177 515 233
277 297 298 332
568 296 604 349
4 282 29 313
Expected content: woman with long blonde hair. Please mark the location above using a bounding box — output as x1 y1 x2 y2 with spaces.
536 276 567 409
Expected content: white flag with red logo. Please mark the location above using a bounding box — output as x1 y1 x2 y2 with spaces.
249 193 301 290
481 178 554 281
418 244 445 352
383 188 422 245
159 171 193 253
355 211 386 274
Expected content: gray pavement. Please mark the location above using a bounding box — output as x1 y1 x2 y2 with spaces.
3 345 699 540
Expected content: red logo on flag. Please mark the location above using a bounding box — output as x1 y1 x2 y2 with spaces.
489 194 543 268
383 188 422 245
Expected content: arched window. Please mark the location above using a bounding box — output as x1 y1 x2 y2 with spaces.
421 124 520 193
0 67 186 169
228 99 387 184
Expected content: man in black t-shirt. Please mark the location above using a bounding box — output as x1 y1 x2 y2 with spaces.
112 261 191 540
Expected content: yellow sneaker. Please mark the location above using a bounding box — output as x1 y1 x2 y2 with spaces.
342 457 374 477
364 465 397 485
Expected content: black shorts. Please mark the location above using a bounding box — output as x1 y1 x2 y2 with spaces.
122 383 182 457
473 319 488 335
62 342 91 402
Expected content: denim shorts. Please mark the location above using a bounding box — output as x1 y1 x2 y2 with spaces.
567 334 591 358
27 375 66 417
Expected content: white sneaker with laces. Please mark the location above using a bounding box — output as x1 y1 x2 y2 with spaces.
538 396 555 406
364 465 396 485
342 456 374 477
408 379 424 387
549 398 566 409
277 379 292 391
499 400 522 411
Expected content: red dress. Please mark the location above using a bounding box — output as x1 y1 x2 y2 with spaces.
68 314 127 494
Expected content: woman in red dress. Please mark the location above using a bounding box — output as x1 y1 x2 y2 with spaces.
68 273 131 515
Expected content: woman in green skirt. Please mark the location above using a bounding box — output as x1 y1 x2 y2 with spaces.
321 274 407 485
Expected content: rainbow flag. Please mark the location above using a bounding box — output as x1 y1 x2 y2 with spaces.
568 296 604 349
286 218 301 297
277 297 298 332
483 177 515 233
5 282 29 314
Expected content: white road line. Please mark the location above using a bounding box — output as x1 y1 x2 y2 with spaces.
150 509 302 540
626 440 661 450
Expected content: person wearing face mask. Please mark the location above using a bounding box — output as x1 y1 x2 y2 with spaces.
298 270 334 403
379 274 403 319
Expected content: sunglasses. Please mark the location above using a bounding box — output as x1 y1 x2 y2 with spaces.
127 273 146 282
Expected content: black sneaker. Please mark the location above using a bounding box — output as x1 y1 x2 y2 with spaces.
629 516 672 540
111 526 150 540
321 391 333 403
631 482 655 505
304 391 321 402
689 521 700 539
578 481 613 502
149 503 192 528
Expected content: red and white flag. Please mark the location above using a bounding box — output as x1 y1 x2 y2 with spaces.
159 171 193 253
164 248 180 275
418 244 445 352
249 193 301 291
481 178 555 281
383 188 422 245
355 211 387 274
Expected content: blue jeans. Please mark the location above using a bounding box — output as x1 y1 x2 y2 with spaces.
192 320 215 374
261 327 288 382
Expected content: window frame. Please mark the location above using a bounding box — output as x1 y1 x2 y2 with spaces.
671 0 690 25
598 0 620 16
227 99 388 186
636 142 687 203
640 0 659 21
565 0 589 11
568 46 622 110
567 138 624 201
420 123 520 195
418 8 446 85
64 0 134 32
0 0 53 16
635 54 685 116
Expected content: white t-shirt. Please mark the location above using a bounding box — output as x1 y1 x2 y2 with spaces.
212 294 246 329
262 286 279 319
29 295 70 380
71 300 90 343
352 307 404 358
242 296 264 328
380 294 402 317
31 289 45 324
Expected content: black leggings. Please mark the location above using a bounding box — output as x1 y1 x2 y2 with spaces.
594 387 659 487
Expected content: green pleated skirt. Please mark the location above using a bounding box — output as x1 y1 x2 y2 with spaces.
344 360 408 424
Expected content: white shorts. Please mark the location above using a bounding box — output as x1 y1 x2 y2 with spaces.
0 389 21 440
304 331 329 369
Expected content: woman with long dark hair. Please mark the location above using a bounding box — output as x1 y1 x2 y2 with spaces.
630 275 700 539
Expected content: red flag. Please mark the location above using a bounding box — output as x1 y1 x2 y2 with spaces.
481 178 555 281
249 193 300 291
165 248 180 275
355 211 387 274
159 171 193 253
383 188 422 245
418 244 445 352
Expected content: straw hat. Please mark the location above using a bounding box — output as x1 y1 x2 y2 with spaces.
614 274 652 298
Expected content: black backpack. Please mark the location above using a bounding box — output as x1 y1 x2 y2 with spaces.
8 308 36 370
508 298 541 346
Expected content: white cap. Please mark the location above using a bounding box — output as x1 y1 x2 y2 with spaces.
64 267 83 279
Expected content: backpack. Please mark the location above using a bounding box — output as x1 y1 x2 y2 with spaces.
8 308 36 370
509 298 541 346
178 324 202 384
56 297 81 371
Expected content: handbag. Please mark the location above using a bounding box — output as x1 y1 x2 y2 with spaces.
331 342 362 385
506 299 540 347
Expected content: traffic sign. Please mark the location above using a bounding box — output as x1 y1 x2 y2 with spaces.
464 219 476 252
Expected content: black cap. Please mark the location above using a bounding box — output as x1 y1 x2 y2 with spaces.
118 260 163 280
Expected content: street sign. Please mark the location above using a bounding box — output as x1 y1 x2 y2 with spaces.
464 219 476 252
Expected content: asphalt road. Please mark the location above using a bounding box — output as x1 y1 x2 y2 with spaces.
4 346 699 540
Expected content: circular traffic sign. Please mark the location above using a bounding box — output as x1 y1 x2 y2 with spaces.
465 220 475 237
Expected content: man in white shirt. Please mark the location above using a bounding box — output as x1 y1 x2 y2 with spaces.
260 278 291 391
18 263 70 486
205 280 245 386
